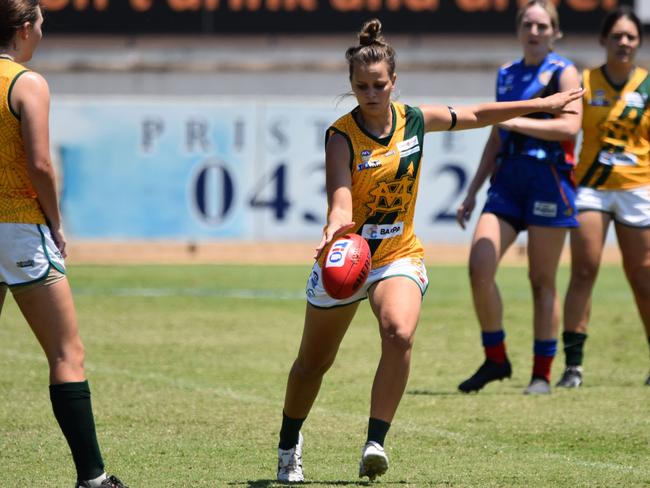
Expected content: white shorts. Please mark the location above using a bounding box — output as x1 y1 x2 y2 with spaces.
575 185 650 227
306 257 428 309
0 223 66 286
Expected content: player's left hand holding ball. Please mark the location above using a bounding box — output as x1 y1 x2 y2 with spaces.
314 221 356 260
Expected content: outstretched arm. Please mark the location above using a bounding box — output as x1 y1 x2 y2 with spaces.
314 133 356 259
421 87 583 133
497 66 582 140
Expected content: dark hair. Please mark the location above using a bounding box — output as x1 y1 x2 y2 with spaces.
516 0 561 34
600 6 643 45
345 19 396 80
0 0 40 49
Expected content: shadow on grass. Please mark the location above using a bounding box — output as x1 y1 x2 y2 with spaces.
405 389 457 396
406 388 525 396
229 480 408 487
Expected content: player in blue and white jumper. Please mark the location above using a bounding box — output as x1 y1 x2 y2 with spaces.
456 0 583 394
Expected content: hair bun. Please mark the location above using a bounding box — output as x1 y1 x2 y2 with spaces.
359 18 383 46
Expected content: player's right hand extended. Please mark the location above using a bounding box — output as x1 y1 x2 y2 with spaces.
314 221 356 259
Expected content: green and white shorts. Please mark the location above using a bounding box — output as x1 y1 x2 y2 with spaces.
576 185 650 227
0 223 66 292
306 257 429 309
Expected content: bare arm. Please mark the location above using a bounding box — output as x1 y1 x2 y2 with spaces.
421 87 583 133
314 133 356 258
456 127 501 229
497 65 582 140
12 72 67 257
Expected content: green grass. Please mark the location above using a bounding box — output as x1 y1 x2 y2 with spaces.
1 264 649 487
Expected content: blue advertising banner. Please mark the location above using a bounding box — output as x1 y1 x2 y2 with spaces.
50 97 493 243
52 99 257 239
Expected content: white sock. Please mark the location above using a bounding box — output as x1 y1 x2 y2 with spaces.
84 472 107 487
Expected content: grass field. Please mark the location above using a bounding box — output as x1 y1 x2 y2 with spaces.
1 264 649 487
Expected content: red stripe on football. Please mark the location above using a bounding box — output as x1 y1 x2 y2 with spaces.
322 234 371 299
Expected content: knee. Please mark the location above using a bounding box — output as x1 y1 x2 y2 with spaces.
528 271 555 298
292 354 334 380
468 259 494 290
380 319 415 354
571 262 599 287
50 338 85 375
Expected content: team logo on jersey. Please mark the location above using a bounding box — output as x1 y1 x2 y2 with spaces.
357 149 382 171
625 91 646 109
590 89 610 107
538 70 553 86
366 175 414 216
522 74 533 82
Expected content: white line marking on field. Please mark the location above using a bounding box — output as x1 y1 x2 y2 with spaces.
72 287 305 300
2 349 646 477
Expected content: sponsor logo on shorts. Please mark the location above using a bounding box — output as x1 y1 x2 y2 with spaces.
310 271 319 288
325 239 351 268
533 201 558 218
16 260 35 268
361 222 404 240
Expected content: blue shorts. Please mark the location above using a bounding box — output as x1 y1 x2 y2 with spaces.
483 157 578 231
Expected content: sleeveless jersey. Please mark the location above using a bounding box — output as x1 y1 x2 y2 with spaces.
575 66 650 190
0 59 45 224
496 52 575 169
323 102 425 269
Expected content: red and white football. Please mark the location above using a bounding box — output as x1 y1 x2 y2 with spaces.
322 234 371 299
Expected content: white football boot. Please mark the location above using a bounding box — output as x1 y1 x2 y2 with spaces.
524 377 551 395
277 432 304 483
359 441 389 481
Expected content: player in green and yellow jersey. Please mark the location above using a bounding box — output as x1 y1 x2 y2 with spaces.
559 7 650 389
276 18 583 484
0 2 127 486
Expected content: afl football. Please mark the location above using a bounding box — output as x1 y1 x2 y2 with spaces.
322 234 371 299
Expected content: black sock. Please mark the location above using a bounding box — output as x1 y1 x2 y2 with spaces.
49 381 104 481
366 417 391 447
279 411 305 450
563 331 588 367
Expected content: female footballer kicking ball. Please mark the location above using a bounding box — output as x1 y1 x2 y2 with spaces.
276 18 582 483
0 1 127 486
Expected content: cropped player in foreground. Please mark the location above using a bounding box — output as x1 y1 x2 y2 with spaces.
455 0 582 395
0 2 127 487
276 17 582 483
558 7 650 388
